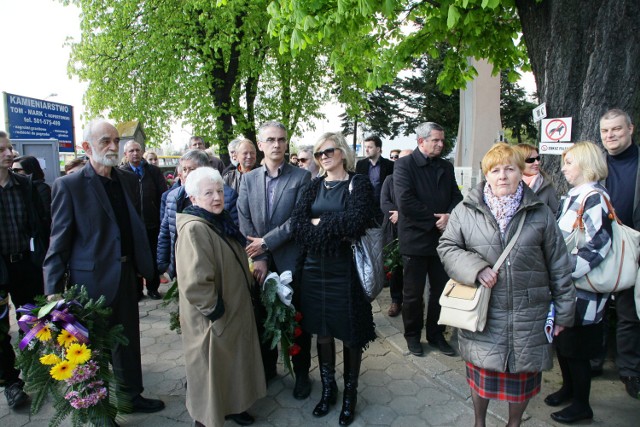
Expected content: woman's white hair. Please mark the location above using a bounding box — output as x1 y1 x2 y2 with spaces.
184 167 223 197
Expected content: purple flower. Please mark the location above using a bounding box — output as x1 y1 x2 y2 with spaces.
65 359 99 385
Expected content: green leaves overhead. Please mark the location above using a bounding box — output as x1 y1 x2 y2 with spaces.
65 0 331 146
268 0 528 95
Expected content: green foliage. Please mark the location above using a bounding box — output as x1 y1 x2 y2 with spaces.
341 48 459 154
268 0 529 97
500 70 538 144
162 281 181 334
260 274 300 377
64 0 331 147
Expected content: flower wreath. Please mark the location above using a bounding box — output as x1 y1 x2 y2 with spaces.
14 285 127 426
260 271 302 378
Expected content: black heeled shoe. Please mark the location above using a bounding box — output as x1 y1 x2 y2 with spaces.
544 388 573 407
224 411 255 426
550 404 593 424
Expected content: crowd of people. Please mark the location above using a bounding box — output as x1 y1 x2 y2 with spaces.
0 108 639 427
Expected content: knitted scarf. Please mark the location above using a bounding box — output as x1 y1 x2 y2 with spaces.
483 181 524 234
182 205 246 246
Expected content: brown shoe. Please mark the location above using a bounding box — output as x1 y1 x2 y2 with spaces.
388 302 402 317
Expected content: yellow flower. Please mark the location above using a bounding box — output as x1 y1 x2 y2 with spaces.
66 343 91 365
40 353 62 365
56 329 77 348
36 325 52 342
50 360 77 381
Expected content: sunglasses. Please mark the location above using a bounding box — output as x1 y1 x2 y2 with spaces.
298 158 310 163
390 155 399 159
525 156 541 164
314 147 338 159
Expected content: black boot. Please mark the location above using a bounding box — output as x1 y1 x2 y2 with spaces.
339 345 362 426
313 340 338 417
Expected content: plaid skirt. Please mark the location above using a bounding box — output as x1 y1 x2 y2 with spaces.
466 362 541 403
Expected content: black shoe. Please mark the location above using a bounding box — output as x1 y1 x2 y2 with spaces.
265 369 278 383
293 373 312 399
544 389 572 407
122 395 165 413
406 339 423 356
590 368 603 378
621 376 640 400
225 411 255 426
4 380 28 409
91 417 120 427
550 404 593 424
147 290 162 300
428 339 456 357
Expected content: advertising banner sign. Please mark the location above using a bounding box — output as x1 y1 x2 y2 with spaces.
4 92 75 152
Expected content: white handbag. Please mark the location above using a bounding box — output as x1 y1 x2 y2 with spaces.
438 212 526 332
564 190 640 293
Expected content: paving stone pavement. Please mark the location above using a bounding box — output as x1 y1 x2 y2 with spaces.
1 281 637 426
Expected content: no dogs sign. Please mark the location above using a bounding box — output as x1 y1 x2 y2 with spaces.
541 117 572 142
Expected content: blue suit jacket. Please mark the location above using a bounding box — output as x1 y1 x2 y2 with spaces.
43 163 154 304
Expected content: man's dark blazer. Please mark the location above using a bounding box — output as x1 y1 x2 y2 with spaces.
394 148 462 257
43 163 154 304
119 159 168 229
355 156 395 184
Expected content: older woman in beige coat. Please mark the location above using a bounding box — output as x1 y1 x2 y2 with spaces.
176 167 265 427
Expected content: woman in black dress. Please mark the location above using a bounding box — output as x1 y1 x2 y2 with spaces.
291 132 376 426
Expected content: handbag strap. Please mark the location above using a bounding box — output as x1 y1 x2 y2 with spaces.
572 189 617 230
492 211 527 272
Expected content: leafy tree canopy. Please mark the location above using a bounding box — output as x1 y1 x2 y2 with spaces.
64 0 331 149
268 0 528 95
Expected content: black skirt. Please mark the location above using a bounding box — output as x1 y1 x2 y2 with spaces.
299 245 375 349
554 321 604 360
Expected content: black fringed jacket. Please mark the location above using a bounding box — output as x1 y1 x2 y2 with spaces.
291 173 375 255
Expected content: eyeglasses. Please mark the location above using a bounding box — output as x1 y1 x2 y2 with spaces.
263 137 287 145
12 168 24 172
314 147 337 159
390 155 399 160
298 158 310 163
525 156 541 164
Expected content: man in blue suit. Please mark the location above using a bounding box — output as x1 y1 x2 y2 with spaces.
43 120 164 422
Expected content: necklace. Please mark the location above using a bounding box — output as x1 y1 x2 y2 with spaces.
323 173 349 190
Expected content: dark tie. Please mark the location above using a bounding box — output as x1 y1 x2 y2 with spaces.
135 167 143 178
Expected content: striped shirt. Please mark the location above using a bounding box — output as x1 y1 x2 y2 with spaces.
557 182 611 325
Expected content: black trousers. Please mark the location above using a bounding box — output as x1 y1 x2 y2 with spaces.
0 253 43 384
389 265 404 304
616 287 640 377
110 262 144 399
137 226 160 295
401 255 449 342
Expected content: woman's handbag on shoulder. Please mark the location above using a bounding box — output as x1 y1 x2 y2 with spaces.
352 226 384 302
565 191 640 293
438 212 527 332
349 177 384 302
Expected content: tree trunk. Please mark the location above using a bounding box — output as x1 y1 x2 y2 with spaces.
516 0 640 194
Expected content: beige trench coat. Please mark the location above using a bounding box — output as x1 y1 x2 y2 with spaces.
176 213 266 427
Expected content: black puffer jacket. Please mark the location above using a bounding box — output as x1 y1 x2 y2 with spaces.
437 182 575 373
